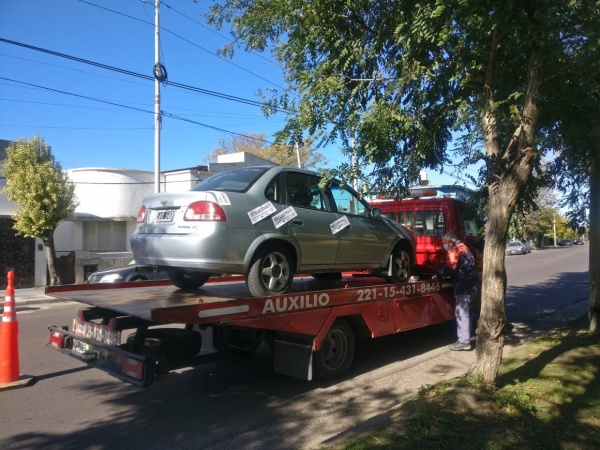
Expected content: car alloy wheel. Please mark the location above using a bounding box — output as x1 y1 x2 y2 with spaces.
385 245 412 284
247 247 294 297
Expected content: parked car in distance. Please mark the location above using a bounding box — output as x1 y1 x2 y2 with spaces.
506 241 531 255
558 239 573 247
131 165 416 297
573 239 584 245
86 260 168 284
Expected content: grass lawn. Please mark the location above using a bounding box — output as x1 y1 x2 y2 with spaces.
326 317 600 450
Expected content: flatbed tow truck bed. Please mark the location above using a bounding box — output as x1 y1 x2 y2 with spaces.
45 275 456 387
45 275 384 323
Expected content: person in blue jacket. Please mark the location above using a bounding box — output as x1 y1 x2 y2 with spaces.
434 231 480 351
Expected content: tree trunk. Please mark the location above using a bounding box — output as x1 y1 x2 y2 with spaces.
589 155 600 334
471 189 510 383
42 231 62 286
470 43 540 383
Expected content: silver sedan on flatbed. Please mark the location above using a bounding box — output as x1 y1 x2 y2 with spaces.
131 165 416 297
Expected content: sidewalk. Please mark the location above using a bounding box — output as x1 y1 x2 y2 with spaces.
1 287 63 306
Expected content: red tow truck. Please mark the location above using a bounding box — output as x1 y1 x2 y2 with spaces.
368 186 484 275
46 274 456 387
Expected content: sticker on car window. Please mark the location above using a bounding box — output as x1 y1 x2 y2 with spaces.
248 201 277 224
272 206 298 228
330 215 351 234
213 192 231 205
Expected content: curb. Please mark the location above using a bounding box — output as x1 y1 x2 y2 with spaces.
2 290 71 308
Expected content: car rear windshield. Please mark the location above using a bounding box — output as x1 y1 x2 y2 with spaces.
507 242 521 247
191 167 270 192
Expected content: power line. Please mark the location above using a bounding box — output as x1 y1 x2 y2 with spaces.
0 76 274 144
0 52 149 87
0 38 288 111
77 0 286 90
0 85 281 120
161 0 278 68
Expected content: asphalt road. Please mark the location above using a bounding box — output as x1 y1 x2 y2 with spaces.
0 244 590 449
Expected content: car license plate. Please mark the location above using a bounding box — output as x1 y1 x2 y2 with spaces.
72 317 120 353
156 209 175 222
72 339 90 354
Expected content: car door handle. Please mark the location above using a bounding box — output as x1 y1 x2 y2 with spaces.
292 219 304 225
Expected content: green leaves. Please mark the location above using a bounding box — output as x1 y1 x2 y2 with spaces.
2 134 78 239
206 0 599 201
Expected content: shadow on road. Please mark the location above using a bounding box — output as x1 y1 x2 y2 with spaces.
1 263 590 450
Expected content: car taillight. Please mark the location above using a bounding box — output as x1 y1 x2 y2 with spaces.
184 201 226 222
136 206 147 223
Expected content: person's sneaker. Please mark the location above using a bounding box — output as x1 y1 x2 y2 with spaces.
449 341 472 351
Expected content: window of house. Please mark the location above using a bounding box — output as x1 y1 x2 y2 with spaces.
83 221 127 251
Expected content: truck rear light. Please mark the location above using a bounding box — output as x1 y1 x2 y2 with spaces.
122 357 145 380
184 201 226 222
48 327 69 349
136 206 147 223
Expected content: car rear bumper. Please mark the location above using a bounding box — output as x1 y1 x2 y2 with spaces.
130 229 259 273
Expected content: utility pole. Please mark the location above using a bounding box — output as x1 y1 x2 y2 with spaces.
154 0 161 193
351 133 358 191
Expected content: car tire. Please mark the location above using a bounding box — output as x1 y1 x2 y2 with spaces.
167 271 210 290
129 275 149 282
247 246 294 297
385 244 413 284
313 319 355 380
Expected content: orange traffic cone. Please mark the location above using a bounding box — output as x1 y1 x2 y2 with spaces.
0 271 34 390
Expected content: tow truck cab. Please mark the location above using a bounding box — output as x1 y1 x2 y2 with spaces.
368 187 484 276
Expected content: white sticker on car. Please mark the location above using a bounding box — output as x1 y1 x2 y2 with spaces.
330 215 351 234
213 192 231 205
272 206 298 228
248 201 277 224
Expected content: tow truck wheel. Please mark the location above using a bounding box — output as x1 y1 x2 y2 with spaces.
385 245 412 284
168 271 210 290
214 326 266 352
313 319 355 380
247 247 294 297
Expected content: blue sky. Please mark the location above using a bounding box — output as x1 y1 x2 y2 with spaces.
0 0 471 187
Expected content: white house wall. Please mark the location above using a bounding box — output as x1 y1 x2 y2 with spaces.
34 238 46 286
54 220 80 254
68 167 155 218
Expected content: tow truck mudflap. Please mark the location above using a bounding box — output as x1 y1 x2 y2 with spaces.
47 325 156 387
272 335 314 381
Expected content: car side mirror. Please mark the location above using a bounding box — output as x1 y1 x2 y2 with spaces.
371 207 382 219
